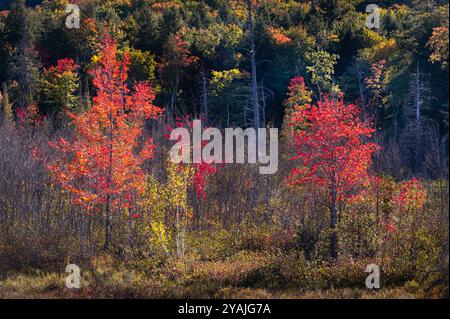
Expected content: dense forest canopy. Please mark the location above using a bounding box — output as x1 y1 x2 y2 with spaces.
0 0 448 178
0 0 42 9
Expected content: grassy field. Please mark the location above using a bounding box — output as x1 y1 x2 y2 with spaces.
1 250 447 299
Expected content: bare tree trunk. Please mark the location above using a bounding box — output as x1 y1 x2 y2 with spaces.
330 202 338 259
18 17 32 108
181 209 188 258
261 81 266 126
375 182 380 225
104 101 114 251
357 67 367 121
247 0 260 144
84 74 90 110
176 206 181 258
330 175 338 259
415 61 422 173
170 68 180 120
201 64 209 124
104 199 111 250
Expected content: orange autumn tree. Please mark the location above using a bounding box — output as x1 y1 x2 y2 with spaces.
48 34 162 249
288 95 380 259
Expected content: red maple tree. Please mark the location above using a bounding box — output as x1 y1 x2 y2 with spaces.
288 95 380 258
48 33 162 249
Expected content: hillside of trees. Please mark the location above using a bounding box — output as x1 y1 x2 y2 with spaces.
0 0 448 299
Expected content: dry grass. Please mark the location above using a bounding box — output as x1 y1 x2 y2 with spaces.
0 250 446 299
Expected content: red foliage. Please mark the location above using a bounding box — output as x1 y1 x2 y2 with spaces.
381 220 397 233
285 76 312 108
393 178 427 213
47 58 79 74
268 27 292 45
82 17 98 33
159 34 199 73
288 76 307 92
288 96 380 204
48 34 162 211
365 59 386 103
16 103 45 129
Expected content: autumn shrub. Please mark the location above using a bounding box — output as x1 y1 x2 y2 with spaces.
176 251 271 298
238 254 363 292
339 176 396 259
238 221 292 253
339 177 447 286
0 232 70 275
186 228 238 261
239 253 413 293
381 179 445 281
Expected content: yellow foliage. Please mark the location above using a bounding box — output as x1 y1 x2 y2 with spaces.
139 157 193 255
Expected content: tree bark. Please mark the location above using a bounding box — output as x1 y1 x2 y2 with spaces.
104 97 114 251
330 177 338 259
247 0 260 145
414 61 422 173
104 199 111 250
330 203 338 259
201 65 209 124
